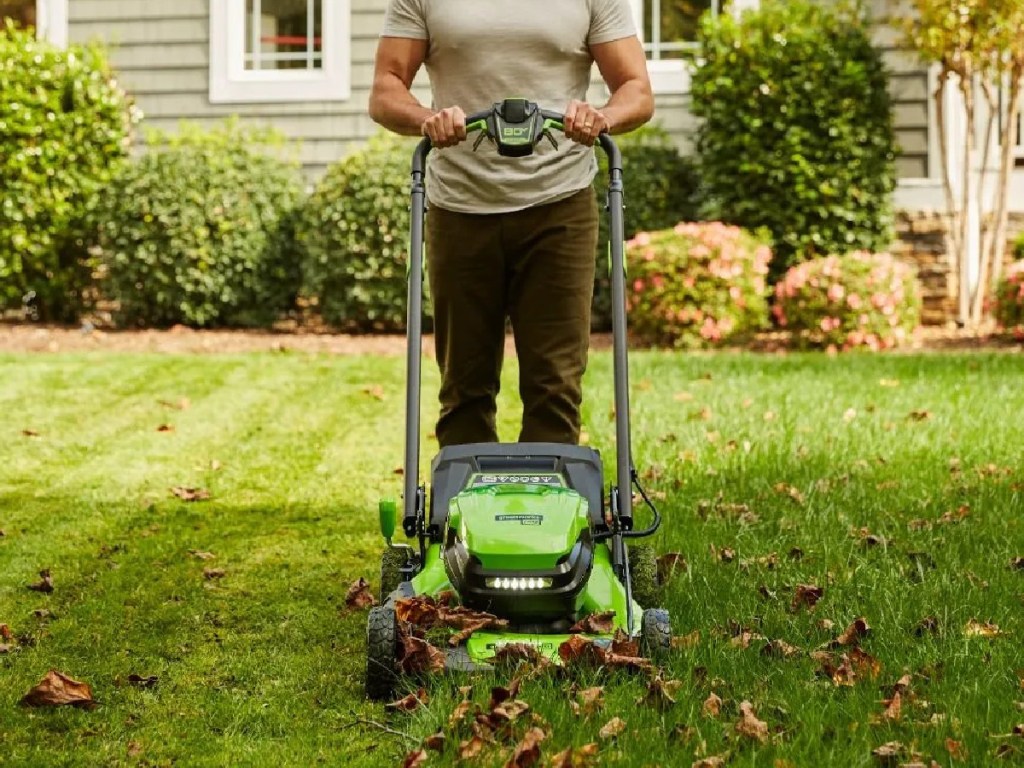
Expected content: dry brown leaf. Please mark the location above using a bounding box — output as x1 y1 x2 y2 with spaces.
892 673 913 694
711 545 736 563
1010 557 1024 571
736 700 769 743
557 634 651 672
423 732 445 752
158 397 190 410
156 423 175 433
547 743 599 768
126 674 158 689
344 577 377 609
702 692 723 718
945 737 967 761
730 630 765 649
401 749 428 768
672 630 701 650
458 735 488 760
0 623 11 640
880 691 901 722
938 504 970 524
449 698 476 728
575 686 605 716
656 552 687 582
492 643 551 670
908 409 932 421
395 595 443 627
203 567 226 580
691 757 727 768
26 569 53 593
171 486 210 502
398 631 445 676
20 670 96 709
22 428 41 437
849 647 882 680
914 616 940 637
386 687 429 713
834 617 871 646
569 611 616 634
188 550 216 560
870 741 905 764
505 726 546 768
791 584 824 611
965 619 1003 637
609 629 639 657
488 678 522 710
362 385 385 400
761 639 800 658
598 716 626 740
637 673 683 710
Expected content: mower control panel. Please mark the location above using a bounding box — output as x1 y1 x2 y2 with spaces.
469 473 565 488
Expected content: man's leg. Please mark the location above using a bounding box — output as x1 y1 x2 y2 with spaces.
506 189 598 444
426 205 506 447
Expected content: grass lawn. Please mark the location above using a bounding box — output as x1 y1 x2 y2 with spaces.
1 347 1022 767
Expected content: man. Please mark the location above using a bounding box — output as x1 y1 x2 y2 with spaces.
369 0 653 448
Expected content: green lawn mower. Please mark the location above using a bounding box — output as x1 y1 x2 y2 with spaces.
365 99 669 700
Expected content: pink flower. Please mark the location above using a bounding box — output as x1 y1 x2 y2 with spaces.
772 304 787 326
633 278 645 293
847 293 862 310
700 317 722 341
827 284 845 303
684 276 696 289
634 232 652 246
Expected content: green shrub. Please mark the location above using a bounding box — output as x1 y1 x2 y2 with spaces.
689 0 897 277
626 222 772 348
0 22 137 321
96 121 304 328
593 125 700 330
299 131 422 332
1014 231 1024 260
773 252 922 350
993 261 1024 340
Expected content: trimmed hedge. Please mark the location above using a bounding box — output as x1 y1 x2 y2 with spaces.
298 131 421 332
773 251 922 350
626 222 772 348
95 121 305 327
689 0 897 277
0 22 137 321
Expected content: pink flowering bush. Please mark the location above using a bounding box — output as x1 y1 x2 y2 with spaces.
993 261 1024 339
773 251 922 351
626 222 772 348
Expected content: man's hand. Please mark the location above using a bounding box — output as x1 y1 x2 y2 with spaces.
563 100 611 147
421 106 468 148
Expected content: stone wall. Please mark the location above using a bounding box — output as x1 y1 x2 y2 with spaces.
890 211 1024 325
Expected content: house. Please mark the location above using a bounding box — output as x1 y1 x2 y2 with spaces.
9 0 1023 322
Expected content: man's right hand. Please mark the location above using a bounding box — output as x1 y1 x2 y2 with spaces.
420 106 467 148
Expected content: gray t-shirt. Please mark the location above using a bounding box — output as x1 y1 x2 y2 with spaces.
381 0 636 213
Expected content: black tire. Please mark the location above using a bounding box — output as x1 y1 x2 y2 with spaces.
639 608 672 660
627 544 661 609
379 548 408 602
365 605 400 701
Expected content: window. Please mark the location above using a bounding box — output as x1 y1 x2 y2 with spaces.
210 0 350 104
1 0 66 45
641 0 718 61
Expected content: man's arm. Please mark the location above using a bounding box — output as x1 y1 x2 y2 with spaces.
564 36 653 145
368 36 467 147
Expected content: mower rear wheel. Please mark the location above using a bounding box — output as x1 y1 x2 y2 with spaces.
379 548 409 602
365 605 400 701
627 544 661 609
639 608 672 659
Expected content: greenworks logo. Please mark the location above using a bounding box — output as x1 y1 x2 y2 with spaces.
495 514 543 526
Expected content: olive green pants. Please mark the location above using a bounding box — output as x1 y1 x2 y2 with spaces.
426 188 598 447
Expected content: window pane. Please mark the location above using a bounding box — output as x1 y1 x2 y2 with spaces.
0 0 36 28
245 0 323 71
644 0 714 58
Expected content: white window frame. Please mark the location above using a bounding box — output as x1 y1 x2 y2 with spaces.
5 0 68 45
628 0 758 95
210 0 350 104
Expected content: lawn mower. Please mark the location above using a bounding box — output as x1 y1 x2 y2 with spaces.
365 99 670 700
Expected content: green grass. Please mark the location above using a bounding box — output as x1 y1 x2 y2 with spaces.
1 348 1022 767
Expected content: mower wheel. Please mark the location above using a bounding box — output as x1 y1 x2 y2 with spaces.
379 548 409 602
639 608 672 659
365 605 400 701
627 544 661 609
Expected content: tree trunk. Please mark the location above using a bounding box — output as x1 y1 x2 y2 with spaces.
958 77 976 327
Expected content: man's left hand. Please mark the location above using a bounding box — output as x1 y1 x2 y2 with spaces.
563 100 610 147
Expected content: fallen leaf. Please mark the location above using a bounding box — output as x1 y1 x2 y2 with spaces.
397 630 446 676
458 735 488 760
938 504 970 524
774 483 805 504
401 749 428 768
692 757 727 768
362 385 385 400
488 678 522 710
791 584 824 611
158 398 190 410
787 547 805 560
871 741 905 764
21 429 40 437
156 423 175 433
945 737 967 761
656 552 687 582
188 550 216 560
202 568 226 580
892 673 913 694
908 410 932 421
712 546 736 563
598 717 626 740
171 486 210 502
730 630 765 649
448 698 476 728
609 629 639 657
569 611 616 634
761 639 800 658
672 630 701 650
736 700 769 743
126 674 158 689
423 732 445 752
492 643 551 670
702 692 723 718
1011 557 1024 571
965 619 1003 638
27 569 53 593
913 616 940 637
395 595 443 627
849 648 882 679
557 634 651 672
0 624 10 640
386 688 429 713
548 743 599 768
637 673 683 710
575 686 604 716
127 741 143 757
505 727 546 768
834 617 871 647
393 466 404 475
879 691 901 722
20 670 96 709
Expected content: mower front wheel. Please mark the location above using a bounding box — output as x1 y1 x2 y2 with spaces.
365 605 400 701
639 608 671 659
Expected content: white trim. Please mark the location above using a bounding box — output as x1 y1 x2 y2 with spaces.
210 0 351 104
35 0 68 47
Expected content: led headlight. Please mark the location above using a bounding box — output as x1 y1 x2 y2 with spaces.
486 577 553 590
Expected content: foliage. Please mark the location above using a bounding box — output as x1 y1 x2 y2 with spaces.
0 21 137 321
299 131 422 331
95 120 304 328
625 222 772 348
593 124 701 330
992 261 1024 338
688 0 897 276
773 251 922 350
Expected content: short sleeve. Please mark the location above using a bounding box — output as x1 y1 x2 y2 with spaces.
381 0 428 39
588 0 637 45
